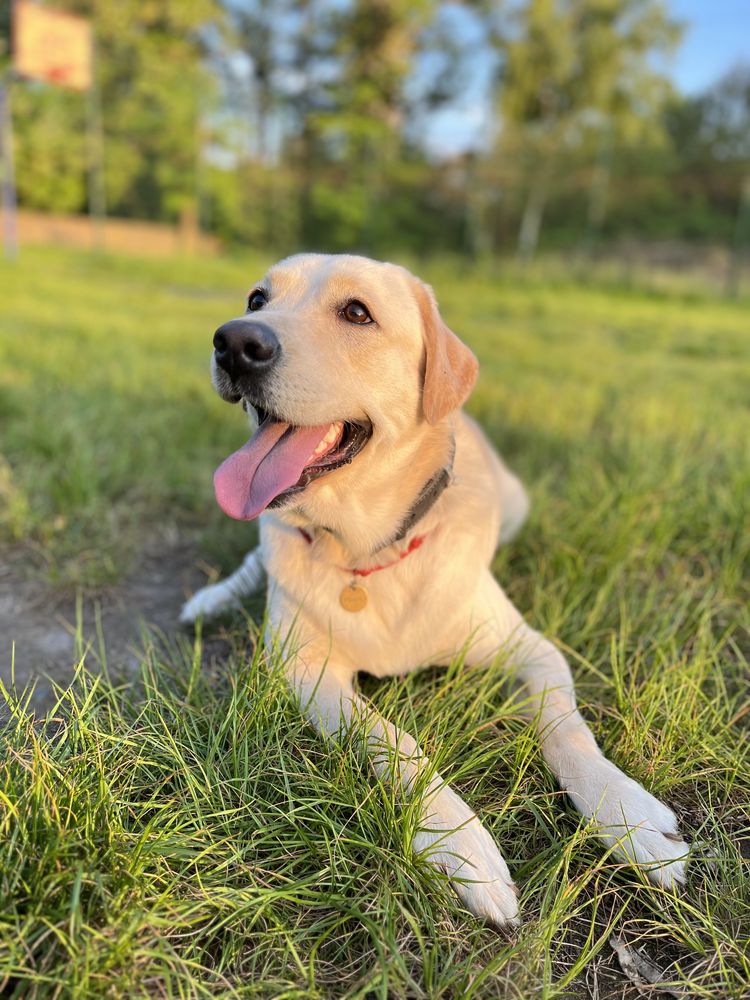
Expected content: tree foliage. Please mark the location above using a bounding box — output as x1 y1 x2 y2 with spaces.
3 0 747 258
10 0 219 219
497 0 680 257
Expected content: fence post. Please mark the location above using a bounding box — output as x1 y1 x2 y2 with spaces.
86 39 106 250
0 71 18 259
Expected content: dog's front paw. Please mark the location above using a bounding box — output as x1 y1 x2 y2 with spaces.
565 759 689 888
179 583 240 625
413 783 519 927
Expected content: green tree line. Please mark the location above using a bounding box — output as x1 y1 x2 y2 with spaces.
3 0 749 260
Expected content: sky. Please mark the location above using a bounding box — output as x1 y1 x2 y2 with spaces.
667 0 749 94
423 0 750 159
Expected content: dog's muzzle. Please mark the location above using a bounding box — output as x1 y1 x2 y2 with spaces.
213 319 280 385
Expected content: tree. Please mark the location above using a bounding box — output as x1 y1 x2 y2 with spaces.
495 0 680 259
319 0 436 249
11 0 225 221
666 65 750 290
213 0 463 253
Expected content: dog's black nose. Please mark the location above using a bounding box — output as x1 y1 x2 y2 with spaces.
213 320 280 377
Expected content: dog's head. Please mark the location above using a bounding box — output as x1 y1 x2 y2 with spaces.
210 254 478 523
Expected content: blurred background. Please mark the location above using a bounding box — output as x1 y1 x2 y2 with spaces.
1 0 749 291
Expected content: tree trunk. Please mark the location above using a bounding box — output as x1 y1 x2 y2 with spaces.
517 172 548 262
582 122 614 258
464 154 493 261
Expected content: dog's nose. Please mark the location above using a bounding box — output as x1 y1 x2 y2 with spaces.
213 320 280 377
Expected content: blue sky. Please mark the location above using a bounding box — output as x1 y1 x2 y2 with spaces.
667 0 748 93
423 0 749 158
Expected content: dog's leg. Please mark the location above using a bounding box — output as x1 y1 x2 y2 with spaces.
180 547 265 623
467 572 689 886
282 642 520 927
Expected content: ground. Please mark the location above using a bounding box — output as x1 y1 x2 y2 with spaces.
0 247 748 998
0 535 205 712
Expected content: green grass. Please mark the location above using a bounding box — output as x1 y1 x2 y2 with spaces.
0 248 264 586
1 246 749 997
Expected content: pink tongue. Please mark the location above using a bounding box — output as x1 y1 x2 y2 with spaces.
214 420 331 521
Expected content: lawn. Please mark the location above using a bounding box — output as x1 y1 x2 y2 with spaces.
0 246 748 997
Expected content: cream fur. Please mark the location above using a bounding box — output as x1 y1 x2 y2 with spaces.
181 254 688 927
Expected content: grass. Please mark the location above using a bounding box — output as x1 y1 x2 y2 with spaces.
0 246 748 997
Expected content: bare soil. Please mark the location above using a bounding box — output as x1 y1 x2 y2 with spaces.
0 540 224 713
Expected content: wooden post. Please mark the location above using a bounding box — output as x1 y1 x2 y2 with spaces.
0 71 18 259
86 40 106 250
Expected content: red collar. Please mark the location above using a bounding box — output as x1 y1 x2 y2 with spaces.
298 528 427 577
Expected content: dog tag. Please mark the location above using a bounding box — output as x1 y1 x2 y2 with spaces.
340 583 368 612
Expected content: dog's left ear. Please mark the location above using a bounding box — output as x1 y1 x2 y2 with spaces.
412 279 479 425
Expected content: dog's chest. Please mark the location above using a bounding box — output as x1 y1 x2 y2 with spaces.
262 528 474 676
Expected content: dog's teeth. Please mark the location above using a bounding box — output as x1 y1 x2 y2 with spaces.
308 422 344 462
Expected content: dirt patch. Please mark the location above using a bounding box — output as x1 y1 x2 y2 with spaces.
16 208 220 257
0 540 225 713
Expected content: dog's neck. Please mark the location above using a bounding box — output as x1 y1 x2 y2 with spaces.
278 420 455 559
388 442 454 546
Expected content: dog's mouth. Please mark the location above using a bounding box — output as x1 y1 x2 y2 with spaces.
213 404 372 521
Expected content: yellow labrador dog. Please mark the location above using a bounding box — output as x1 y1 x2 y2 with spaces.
181 253 688 926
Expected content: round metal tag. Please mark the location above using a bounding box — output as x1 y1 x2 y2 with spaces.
339 583 368 612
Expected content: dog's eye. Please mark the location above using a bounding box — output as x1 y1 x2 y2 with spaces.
247 289 268 312
342 300 373 325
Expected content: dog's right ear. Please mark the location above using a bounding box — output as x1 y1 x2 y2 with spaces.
411 279 478 425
